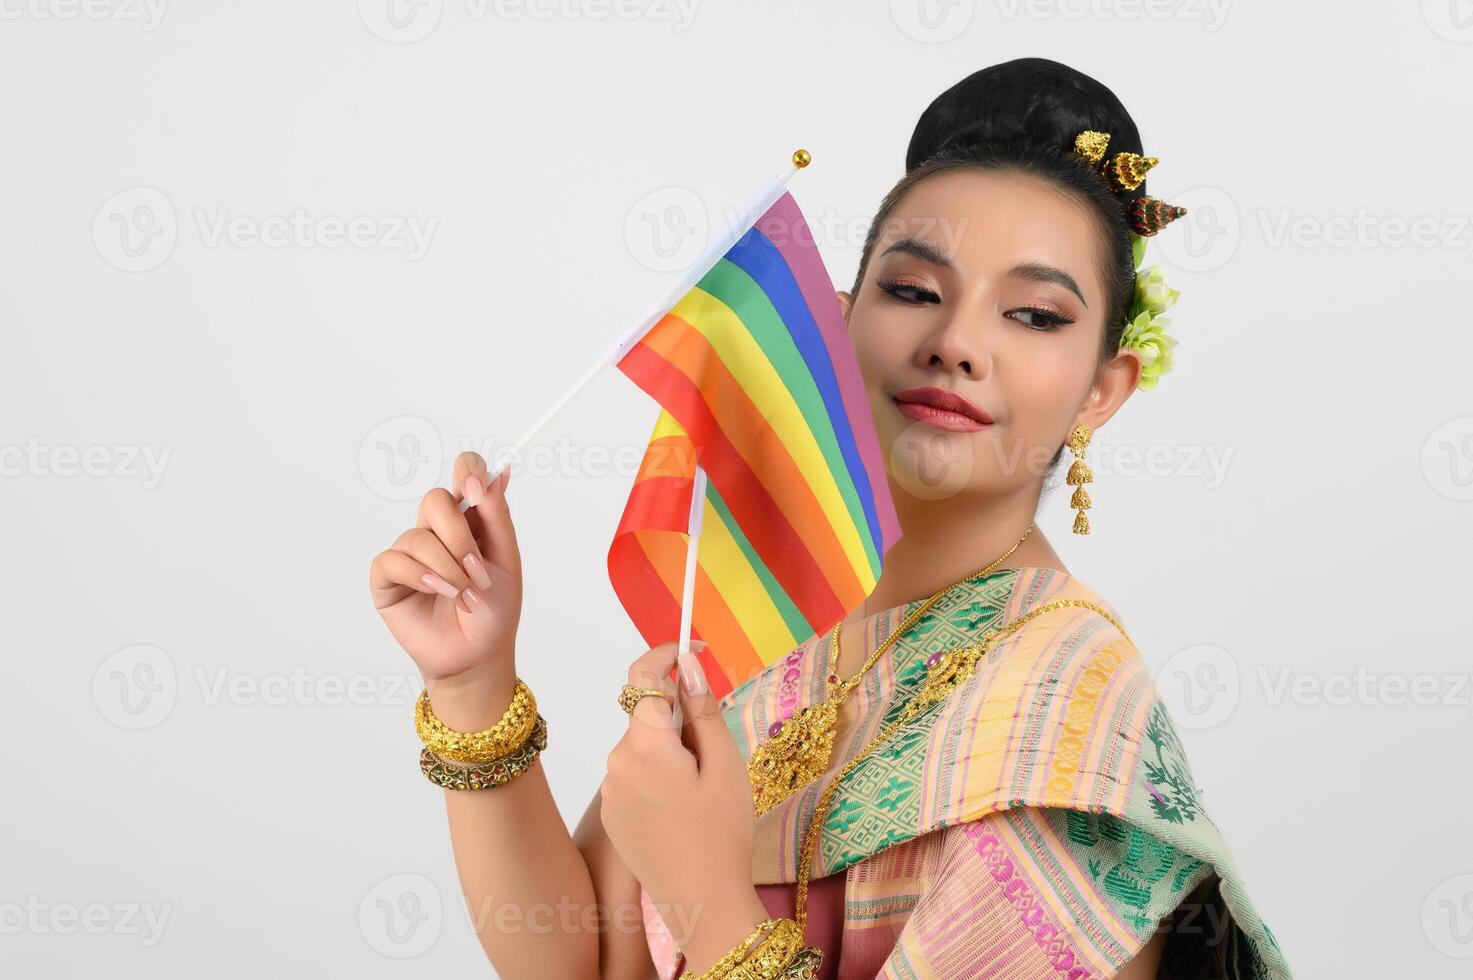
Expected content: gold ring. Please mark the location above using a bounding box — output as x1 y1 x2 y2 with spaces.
618 684 674 715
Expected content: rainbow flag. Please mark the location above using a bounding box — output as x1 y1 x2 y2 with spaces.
607 190 901 699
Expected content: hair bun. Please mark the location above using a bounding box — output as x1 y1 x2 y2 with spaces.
905 58 1146 208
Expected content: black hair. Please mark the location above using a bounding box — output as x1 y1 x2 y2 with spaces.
850 57 1146 473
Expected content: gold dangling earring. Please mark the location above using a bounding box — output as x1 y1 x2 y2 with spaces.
1066 423 1093 534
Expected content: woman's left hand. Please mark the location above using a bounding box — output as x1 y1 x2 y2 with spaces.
600 641 771 971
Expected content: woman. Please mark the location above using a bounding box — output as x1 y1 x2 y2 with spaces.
368 59 1294 979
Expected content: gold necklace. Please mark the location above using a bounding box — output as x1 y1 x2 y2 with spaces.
792 596 1131 935
746 523 1035 817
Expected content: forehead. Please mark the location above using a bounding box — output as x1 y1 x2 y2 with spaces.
877 168 1100 287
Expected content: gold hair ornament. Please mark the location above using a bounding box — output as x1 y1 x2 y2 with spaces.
1072 129 1184 389
1071 129 1184 235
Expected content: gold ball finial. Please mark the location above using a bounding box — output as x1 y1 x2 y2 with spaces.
792 149 811 169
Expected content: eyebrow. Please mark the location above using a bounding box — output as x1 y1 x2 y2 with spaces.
878 238 1089 309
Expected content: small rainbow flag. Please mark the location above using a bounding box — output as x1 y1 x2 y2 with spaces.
607 190 901 699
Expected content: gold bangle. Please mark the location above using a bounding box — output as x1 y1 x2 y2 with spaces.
415 679 538 764
729 918 805 980
419 713 547 790
772 946 823 979
683 917 783 980
684 917 806 980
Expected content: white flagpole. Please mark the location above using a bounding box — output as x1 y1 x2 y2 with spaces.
460 150 810 513
673 464 708 727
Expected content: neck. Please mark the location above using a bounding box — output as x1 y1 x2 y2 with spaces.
856 479 1067 621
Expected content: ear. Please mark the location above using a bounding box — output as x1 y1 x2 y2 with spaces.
1076 346 1142 432
835 289 852 322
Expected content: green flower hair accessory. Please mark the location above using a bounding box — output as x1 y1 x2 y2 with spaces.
1120 233 1180 390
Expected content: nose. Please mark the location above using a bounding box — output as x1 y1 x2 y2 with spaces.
916 311 990 379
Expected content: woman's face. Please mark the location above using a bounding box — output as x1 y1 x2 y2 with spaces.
839 168 1140 503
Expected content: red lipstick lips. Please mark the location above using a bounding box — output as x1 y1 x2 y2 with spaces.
892 387 994 432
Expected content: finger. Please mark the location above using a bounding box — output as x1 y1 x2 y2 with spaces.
415 487 490 591
391 526 471 597
368 548 449 610
625 642 682 733
607 720 695 795
452 451 490 514
674 644 734 771
470 464 521 580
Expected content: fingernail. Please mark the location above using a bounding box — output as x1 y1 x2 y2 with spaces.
462 586 486 612
462 553 492 590
422 572 459 599
463 475 485 507
679 650 709 696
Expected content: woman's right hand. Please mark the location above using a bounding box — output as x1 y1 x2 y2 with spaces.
368 451 523 710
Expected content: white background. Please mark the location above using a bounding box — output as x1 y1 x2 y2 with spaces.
3 1 1472 976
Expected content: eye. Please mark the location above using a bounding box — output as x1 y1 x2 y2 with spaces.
1007 307 1075 331
877 278 940 304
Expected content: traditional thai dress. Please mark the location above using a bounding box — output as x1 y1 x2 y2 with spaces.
640 567 1293 979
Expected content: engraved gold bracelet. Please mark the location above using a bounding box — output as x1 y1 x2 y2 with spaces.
772 946 822 979
727 918 805 979
682 917 782 980
415 678 538 764
682 917 812 980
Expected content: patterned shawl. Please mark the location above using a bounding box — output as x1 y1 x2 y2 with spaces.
710 565 1293 978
